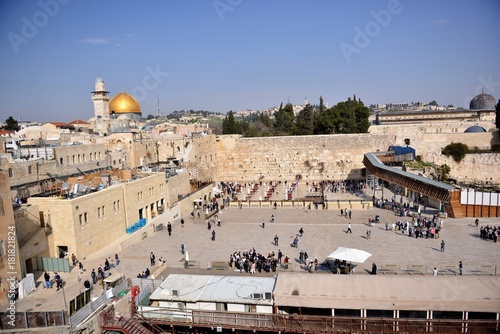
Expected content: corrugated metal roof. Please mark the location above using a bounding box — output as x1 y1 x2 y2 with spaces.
388 146 416 157
365 152 456 191
149 274 276 305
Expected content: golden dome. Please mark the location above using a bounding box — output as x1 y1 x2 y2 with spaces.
109 92 141 115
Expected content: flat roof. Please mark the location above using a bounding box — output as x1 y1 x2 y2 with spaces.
149 274 276 305
273 273 500 312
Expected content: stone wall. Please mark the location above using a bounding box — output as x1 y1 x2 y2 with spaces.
190 125 499 184
165 170 191 209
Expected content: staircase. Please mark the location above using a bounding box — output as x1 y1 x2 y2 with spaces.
102 317 153 334
445 199 463 218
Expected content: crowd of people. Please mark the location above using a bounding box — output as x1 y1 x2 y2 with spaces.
228 247 290 274
479 225 499 242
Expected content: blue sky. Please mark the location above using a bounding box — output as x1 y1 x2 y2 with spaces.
1 0 499 122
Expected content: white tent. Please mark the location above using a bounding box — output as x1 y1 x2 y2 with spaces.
327 247 372 264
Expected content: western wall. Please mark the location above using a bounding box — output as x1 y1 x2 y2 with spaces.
189 123 500 184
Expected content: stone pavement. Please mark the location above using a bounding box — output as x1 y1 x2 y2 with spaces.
4 197 500 313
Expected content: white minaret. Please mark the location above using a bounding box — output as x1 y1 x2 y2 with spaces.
92 76 110 119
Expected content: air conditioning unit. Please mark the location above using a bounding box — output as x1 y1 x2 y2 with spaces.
252 293 263 299
172 289 179 296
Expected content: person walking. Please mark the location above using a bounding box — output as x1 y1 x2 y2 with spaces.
274 235 279 246
299 250 304 264
212 230 216 241
167 222 172 236
366 229 371 239
150 252 156 266
346 223 352 233
261 219 265 228
433 267 438 276
54 272 62 291
459 261 463 275
44 271 51 289
115 253 120 266
371 262 377 275
440 240 445 252
91 269 97 284
299 227 304 237
71 253 77 266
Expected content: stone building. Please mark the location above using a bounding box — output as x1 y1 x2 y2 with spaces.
28 172 169 259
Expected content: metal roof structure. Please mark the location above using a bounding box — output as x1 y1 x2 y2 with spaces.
149 274 276 305
363 151 463 217
364 152 456 192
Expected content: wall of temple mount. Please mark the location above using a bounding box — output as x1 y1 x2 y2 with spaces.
189 125 499 184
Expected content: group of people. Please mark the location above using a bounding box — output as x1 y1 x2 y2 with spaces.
479 225 499 242
298 250 319 273
43 271 64 291
228 247 287 274
323 179 365 194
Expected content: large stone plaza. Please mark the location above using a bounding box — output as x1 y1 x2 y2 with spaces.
4 187 499 313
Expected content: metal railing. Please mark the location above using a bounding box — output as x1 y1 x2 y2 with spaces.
135 308 500 334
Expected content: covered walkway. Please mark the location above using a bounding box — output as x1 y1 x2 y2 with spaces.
363 152 463 218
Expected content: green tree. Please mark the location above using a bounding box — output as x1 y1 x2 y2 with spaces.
222 111 238 134
3 116 20 131
442 143 469 163
315 96 370 134
428 100 438 106
295 104 315 135
274 103 295 135
436 164 451 181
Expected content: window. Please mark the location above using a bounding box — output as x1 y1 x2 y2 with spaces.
98 206 105 218
8 168 13 178
28 166 32 174
114 200 120 211
60 158 63 165
0 198 4 216
244 304 256 312
216 303 228 311
79 213 88 226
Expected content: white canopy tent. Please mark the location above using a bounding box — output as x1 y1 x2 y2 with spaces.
327 247 372 264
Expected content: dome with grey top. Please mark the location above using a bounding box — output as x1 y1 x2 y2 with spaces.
469 93 496 110
464 125 486 133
